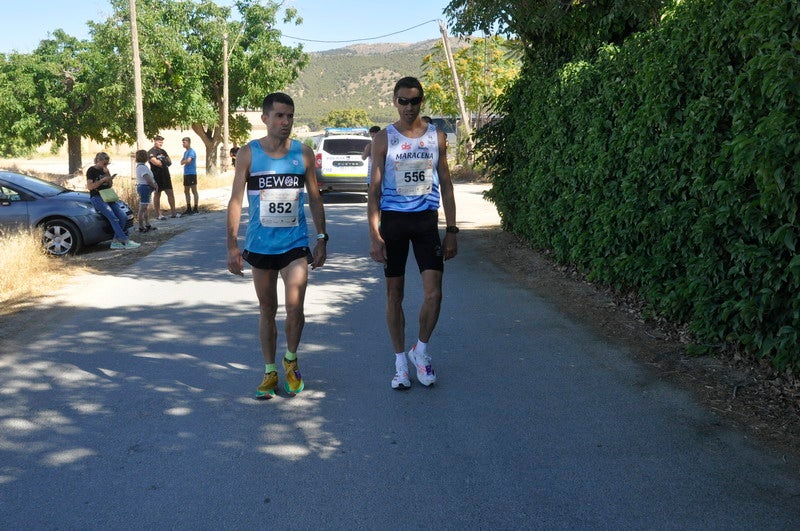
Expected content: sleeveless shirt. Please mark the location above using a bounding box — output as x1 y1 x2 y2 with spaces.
244 138 309 255
380 123 440 212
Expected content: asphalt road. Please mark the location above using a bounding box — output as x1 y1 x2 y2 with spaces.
1 184 799 529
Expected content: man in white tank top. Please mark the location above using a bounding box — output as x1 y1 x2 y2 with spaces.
368 76 458 390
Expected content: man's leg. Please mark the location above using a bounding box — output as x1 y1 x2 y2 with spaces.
251 267 280 364
417 269 443 343
153 191 161 218
166 189 177 216
280 257 309 353
192 185 199 210
184 187 191 212
386 276 406 353
281 257 309 393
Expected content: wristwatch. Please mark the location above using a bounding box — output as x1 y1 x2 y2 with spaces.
316 233 329 242
445 226 459 234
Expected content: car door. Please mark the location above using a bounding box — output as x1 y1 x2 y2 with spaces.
0 183 31 232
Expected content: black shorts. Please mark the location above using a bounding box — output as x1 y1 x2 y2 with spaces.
380 210 443 277
242 247 312 271
154 175 173 191
183 174 197 187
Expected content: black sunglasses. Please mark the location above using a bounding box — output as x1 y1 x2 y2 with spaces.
397 96 423 106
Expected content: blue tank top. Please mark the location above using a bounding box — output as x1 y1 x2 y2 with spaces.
244 139 309 255
380 123 440 212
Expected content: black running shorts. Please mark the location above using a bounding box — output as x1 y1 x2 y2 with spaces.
243 247 312 271
380 209 443 278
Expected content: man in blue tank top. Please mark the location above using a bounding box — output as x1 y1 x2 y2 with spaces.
227 92 328 399
368 76 458 390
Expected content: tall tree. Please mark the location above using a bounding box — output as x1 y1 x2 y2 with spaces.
90 0 308 173
0 31 113 173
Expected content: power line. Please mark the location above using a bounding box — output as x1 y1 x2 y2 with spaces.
281 19 440 45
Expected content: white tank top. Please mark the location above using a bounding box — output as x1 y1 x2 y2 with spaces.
380 123 440 212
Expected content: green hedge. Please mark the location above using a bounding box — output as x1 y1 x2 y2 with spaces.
485 0 800 369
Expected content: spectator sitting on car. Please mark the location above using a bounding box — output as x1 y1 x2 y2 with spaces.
85 152 140 250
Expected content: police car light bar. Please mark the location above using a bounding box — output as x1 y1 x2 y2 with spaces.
324 127 369 136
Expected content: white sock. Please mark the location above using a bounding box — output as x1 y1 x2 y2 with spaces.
415 340 428 356
395 353 408 371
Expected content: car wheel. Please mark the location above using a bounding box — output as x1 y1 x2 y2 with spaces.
42 219 83 256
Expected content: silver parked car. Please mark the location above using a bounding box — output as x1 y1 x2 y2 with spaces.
0 170 134 256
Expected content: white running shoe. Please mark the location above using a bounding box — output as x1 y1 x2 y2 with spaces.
391 368 411 390
407 344 436 386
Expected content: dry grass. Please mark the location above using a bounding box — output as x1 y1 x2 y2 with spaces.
0 230 83 315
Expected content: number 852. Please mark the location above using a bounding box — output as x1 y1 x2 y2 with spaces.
268 202 292 214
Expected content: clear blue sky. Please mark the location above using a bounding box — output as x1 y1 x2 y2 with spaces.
0 0 456 54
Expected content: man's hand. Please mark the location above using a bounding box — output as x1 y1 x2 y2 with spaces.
227 247 244 276
311 241 327 270
369 236 387 264
443 233 458 261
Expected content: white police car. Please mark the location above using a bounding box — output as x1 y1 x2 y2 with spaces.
314 127 371 193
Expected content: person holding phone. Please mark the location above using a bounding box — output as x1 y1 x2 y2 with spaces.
86 152 140 250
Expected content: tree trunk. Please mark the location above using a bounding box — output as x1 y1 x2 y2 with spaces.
67 134 82 175
191 123 221 176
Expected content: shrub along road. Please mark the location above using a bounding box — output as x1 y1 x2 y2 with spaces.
1 184 799 527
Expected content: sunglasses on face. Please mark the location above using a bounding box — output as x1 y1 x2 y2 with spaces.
397 96 423 106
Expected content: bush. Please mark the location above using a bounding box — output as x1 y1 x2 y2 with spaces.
484 0 800 369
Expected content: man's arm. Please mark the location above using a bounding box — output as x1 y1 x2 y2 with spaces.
437 129 458 261
226 144 252 276
302 144 327 270
148 150 162 167
367 130 388 263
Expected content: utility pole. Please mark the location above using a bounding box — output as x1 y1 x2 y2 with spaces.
438 20 472 147
222 32 230 173
129 0 146 150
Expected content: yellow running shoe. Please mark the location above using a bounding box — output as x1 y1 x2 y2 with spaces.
283 358 304 395
256 371 278 399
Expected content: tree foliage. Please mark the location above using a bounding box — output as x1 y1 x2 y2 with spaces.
88 0 308 173
445 0 668 68
320 109 371 128
0 31 113 172
422 36 520 122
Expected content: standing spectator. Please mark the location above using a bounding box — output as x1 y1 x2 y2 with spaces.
368 76 458 390
181 137 199 215
226 92 327 399
85 152 141 250
361 125 381 186
230 145 240 168
135 149 158 232
148 135 181 219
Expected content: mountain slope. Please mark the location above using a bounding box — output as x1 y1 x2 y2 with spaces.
287 39 445 126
